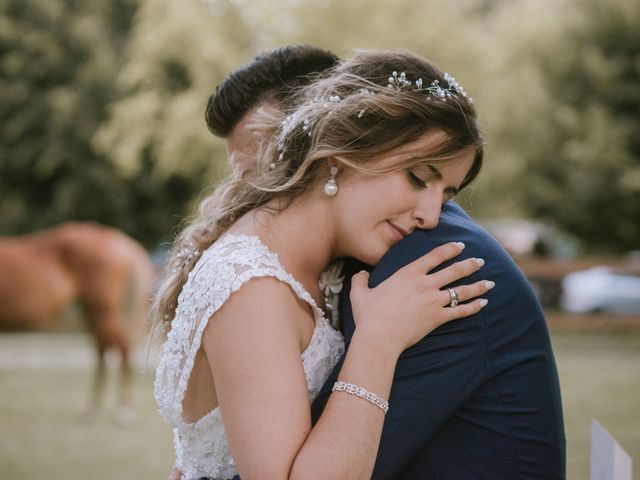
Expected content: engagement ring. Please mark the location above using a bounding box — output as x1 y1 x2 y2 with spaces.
448 288 459 308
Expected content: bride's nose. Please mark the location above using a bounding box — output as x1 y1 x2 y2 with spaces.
412 190 442 230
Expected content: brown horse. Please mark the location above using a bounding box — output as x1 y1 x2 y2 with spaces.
0 222 156 422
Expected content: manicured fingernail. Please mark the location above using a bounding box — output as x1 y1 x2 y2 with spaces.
485 281 495 290
456 242 465 250
480 299 488 307
476 258 485 267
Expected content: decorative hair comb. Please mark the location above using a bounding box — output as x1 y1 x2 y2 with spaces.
387 71 472 103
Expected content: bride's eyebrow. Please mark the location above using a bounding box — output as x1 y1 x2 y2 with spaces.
408 159 442 181
425 164 442 180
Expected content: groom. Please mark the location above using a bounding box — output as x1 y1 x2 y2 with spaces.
206 45 566 479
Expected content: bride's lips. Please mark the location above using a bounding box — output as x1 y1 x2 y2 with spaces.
387 221 409 241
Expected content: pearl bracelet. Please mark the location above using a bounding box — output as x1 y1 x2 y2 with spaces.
332 381 389 414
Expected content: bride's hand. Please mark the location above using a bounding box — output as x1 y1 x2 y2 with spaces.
349 241 491 356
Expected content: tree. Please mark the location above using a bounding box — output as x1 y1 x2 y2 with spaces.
0 0 200 247
7 0 635 253
1 1 136 236
94 0 263 246
492 0 640 253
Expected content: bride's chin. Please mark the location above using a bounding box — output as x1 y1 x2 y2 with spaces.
354 245 389 267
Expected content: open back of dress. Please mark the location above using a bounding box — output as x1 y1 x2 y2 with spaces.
154 234 345 480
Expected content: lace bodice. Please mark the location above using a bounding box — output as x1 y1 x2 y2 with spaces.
154 234 345 480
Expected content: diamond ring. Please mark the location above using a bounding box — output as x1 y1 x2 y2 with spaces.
448 288 459 308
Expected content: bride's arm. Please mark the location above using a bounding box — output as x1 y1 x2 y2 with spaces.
203 243 488 480
291 327 397 479
203 276 330 479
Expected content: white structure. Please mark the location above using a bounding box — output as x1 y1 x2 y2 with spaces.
591 419 632 480
562 267 640 314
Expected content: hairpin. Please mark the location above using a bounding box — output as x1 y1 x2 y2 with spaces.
172 247 200 273
387 71 472 103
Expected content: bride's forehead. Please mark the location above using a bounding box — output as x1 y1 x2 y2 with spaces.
385 130 450 157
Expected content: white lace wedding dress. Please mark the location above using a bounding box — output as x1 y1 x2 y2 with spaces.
154 234 345 480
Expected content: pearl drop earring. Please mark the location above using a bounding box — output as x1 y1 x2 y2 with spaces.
323 166 339 197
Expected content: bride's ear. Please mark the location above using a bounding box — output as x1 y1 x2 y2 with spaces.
318 158 337 177
325 156 345 173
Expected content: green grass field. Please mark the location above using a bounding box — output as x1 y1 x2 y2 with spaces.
552 331 639 479
0 330 638 479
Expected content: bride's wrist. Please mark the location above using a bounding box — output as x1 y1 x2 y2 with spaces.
350 326 403 361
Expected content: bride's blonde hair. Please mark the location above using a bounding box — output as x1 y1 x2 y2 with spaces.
151 48 483 338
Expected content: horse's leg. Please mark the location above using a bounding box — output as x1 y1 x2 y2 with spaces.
92 308 137 425
84 306 119 417
113 332 136 426
85 343 106 422
86 309 137 425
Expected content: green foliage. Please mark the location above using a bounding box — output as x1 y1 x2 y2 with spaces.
94 0 239 182
0 0 199 246
2 0 638 252
490 0 640 253
1 1 121 230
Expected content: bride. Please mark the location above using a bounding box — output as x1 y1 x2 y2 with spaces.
152 49 489 480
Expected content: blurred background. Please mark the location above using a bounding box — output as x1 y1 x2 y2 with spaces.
0 0 638 478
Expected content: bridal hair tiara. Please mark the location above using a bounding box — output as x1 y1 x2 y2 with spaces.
387 70 472 103
270 70 472 169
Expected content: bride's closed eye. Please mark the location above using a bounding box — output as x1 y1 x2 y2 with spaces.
407 169 458 204
407 170 430 189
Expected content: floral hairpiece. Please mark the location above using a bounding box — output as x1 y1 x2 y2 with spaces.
387 71 472 103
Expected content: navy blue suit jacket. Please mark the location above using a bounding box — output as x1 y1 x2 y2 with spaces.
311 202 566 479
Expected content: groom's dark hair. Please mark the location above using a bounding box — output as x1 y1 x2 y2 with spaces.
205 44 340 137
